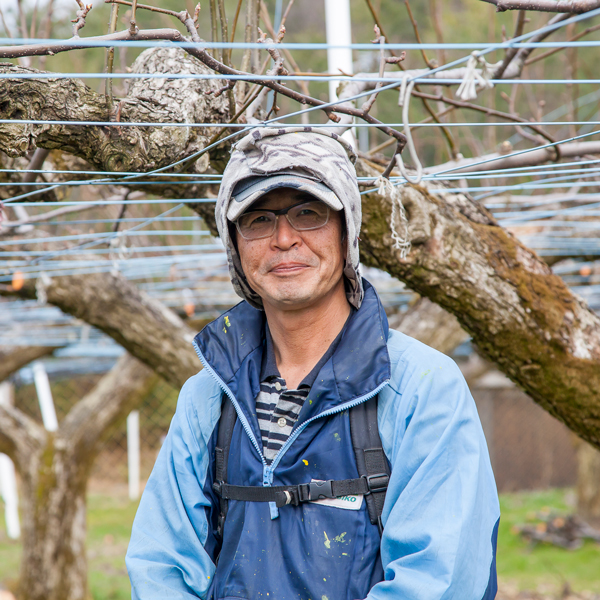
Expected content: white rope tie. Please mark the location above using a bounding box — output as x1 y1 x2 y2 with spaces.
396 75 423 185
110 232 130 275
36 272 51 305
376 176 411 259
456 52 495 101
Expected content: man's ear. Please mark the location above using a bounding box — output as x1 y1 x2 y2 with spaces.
228 222 239 252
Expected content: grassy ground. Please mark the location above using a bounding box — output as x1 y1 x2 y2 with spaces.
0 486 599 599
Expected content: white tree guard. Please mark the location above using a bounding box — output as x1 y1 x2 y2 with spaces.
0 382 21 539
32 361 58 432
127 410 141 501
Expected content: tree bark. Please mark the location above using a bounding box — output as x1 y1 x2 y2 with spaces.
356 159 600 449
576 441 600 528
1 353 157 600
0 47 230 174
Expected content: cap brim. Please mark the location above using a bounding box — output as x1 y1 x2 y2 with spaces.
226 174 343 221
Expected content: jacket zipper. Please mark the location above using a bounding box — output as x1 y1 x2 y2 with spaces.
266 380 390 475
193 340 267 467
194 339 390 487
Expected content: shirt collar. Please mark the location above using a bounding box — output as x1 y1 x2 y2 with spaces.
260 313 352 389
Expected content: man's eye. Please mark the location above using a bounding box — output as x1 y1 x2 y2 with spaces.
244 213 271 227
297 208 318 217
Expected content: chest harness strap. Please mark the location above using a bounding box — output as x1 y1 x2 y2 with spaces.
213 395 390 537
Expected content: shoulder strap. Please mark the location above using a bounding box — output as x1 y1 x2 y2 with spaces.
349 394 390 534
214 395 237 539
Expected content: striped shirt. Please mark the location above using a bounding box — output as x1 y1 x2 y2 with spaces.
256 323 345 464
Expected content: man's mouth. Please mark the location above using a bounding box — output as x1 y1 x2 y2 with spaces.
269 262 310 274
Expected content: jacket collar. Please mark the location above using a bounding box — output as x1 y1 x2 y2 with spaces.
194 279 390 443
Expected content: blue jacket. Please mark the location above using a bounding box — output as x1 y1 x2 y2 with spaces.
126 281 500 600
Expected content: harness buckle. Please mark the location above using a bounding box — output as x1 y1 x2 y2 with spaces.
213 481 223 496
309 479 335 501
365 473 389 494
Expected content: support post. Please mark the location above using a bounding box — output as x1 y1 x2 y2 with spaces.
324 0 355 145
127 410 141 501
32 361 58 432
0 382 21 539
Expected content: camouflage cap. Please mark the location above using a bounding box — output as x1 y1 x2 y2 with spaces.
215 127 363 310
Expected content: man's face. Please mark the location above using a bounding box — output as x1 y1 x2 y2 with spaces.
235 187 346 312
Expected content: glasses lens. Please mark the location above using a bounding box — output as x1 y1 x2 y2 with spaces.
287 201 329 230
236 211 276 239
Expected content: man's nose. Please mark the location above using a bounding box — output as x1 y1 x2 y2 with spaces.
271 215 301 249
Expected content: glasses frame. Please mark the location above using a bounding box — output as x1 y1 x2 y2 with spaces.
234 199 331 240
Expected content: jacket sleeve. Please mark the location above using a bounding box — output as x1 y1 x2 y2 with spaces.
126 373 221 599
371 333 500 600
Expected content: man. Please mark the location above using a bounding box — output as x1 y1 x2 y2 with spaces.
126 127 500 600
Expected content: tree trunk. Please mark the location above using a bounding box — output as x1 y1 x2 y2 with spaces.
17 440 88 600
0 354 156 599
576 441 600 529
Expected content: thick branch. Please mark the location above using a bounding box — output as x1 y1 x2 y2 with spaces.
356 158 600 449
427 140 600 175
0 345 59 382
0 403 46 466
481 0 600 12
60 353 157 458
0 28 406 147
6 272 199 388
0 47 230 173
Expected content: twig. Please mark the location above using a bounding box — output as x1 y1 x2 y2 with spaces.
565 21 579 139
429 0 446 66
194 3 201 31
258 1 310 97
210 0 221 61
105 2 119 113
404 0 434 68
106 0 202 43
17 0 28 40
230 0 244 42
113 196 129 232
259 27 289 77
218 0 230 65
71 0 92 37
525 22 600 65
0 5 13 39
38 0 55 70
129 0 139 35
413 89 558 147
480 0 600 13
265 91 279 119
279 0 296 29
364 0 459 158
1 203 104 228
30 0 41 39
361 30 390 113
105 0 188 19
492 12 572 78
217 0 236 116
382 141 404 178
494 9 527 79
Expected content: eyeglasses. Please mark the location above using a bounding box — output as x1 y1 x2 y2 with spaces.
234 200 330 240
